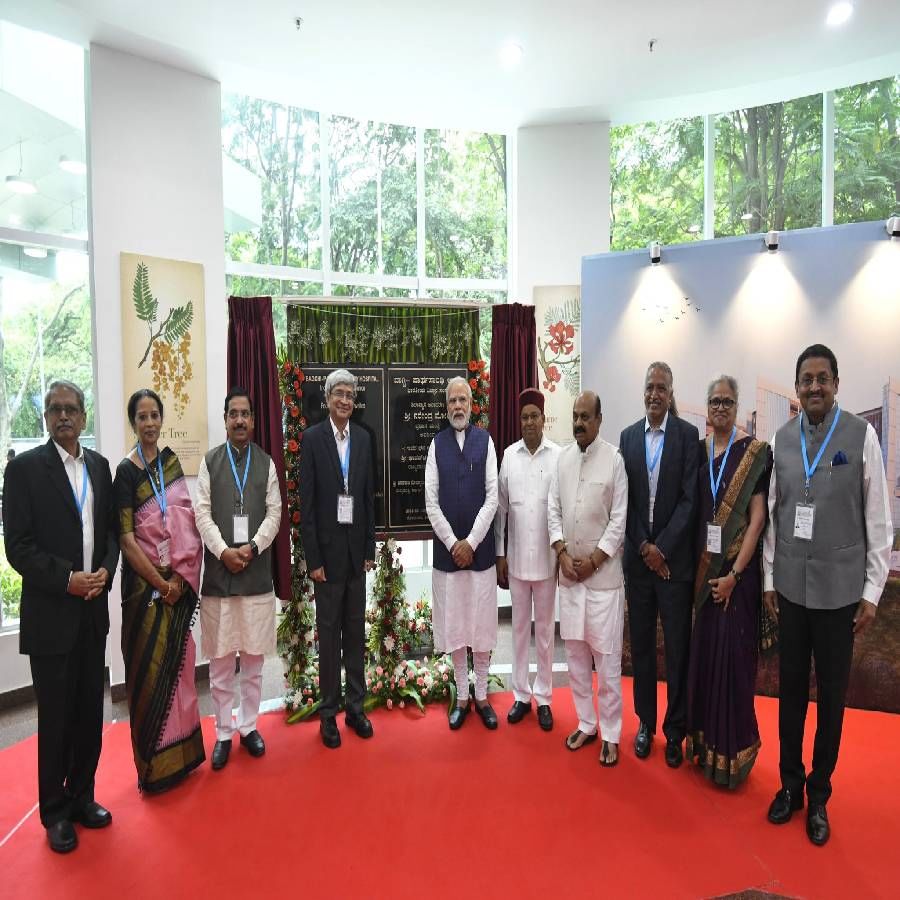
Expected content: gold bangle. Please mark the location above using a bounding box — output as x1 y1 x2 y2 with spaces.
162 583 172 600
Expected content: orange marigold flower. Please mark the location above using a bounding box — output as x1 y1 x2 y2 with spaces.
290 406 300 418
469 378 478 390
291 511 301 524
287 439 299 453
477 360 486 370
472 403 481 414
287 479 296 490
468 360 478 372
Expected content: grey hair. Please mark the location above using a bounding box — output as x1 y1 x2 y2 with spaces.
707 374 739 403
324 368 357 398
445 376 472 403
44 380 85 413
645 361 674 385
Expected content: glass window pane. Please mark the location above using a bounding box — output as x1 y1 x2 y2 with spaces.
609 118 704 251
715 95 822 236
329 117 416 277
425 130 507 279
222 93 321 270
834 75 900 224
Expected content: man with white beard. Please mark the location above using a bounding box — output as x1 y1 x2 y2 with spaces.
425 376 499 730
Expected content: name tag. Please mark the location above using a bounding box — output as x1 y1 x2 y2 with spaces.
337 494 354 524
157 538 171 568
793 504 815 541
233 514 250 544
706 523 722 554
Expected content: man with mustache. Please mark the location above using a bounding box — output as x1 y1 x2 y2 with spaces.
425 376 499 730
620 362 699 767
196 388 282 770
549 391 628 764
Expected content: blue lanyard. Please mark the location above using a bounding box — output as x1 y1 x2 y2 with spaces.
799 406 841 493
137 444 166 520
226 443 251 510
339 434 351 492
646 429 665 478
71 456 88 519
708 426 737 513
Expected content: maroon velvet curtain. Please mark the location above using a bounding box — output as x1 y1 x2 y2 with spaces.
489 303 537 467
227 296 290 601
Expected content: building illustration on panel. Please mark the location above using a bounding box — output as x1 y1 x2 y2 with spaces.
752 378 800 443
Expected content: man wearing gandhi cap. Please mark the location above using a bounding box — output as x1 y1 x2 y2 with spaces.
495 388 560 730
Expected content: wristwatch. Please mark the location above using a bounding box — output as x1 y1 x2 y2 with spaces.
250 540 259 558
729 567 742 582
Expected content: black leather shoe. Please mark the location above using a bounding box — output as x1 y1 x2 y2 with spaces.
475 701 498 730
211 739 232 770
634 722 652 759
665 738 684 768
345 711 374 739
767 787 805 824
320 716 341 749
239 730 266 757
449 702 470 730
537 705 553 731
806 804 830 846
507 700 531 724
46 820 77 853
71 801 112 829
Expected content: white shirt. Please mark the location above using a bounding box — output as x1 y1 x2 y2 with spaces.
762 422 893 606
644 411 668 526
494 436 560 581
330 416 350 474
195 453 283 561
54 440 94 574
425 427 498 553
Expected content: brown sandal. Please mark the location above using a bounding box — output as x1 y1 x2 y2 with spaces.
599 741 619 767
565 729 598 751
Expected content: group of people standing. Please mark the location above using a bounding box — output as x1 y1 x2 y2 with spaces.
1 342 892 855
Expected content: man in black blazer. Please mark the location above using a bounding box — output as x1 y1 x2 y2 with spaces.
299 368 376 749
619 362 699 768
2 380 118 853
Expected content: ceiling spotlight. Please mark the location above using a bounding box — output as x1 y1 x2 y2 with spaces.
499 41 524 68
294 16 303 30
886 215 900 238
649 241 662 265
826 2 854 27
740 211 755 221
764 230 779 252
58 156 87 176
23 246 48 259
687 224 701 235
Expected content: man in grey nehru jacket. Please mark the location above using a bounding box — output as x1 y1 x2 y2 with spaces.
196 388 282 771
763 344 892 846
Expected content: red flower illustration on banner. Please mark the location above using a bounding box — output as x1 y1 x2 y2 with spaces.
542 365 562 392
548 321 575 355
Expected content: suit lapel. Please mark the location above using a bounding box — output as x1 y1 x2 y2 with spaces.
325 420 344 489
634 422 651 507
84 448 102 554
43 439 81 523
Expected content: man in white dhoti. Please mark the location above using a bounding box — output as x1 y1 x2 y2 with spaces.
548 391 628 766
426 376 499 730
196 388 282 770
496 388 560 731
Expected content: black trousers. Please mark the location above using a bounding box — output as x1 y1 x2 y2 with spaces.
29 609 106 827
315 571 366 719
778 595 856 805
627 575 693 742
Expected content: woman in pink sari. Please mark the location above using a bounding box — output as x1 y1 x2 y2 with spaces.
114 389 205 792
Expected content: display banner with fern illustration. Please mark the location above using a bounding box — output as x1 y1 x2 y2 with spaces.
120 253 208 474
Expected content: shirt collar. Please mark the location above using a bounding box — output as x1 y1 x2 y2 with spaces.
804 402 838 433
330 417 349 440
516 436 547 456
53 439 83 464
644 411 669 433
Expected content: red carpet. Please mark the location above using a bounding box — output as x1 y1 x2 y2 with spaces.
1 679 898 899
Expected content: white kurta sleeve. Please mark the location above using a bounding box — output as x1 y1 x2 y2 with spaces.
425 439 457 551
252 460 283 553
494 450 509 553
762 432 778 593
466 438 498 550
861 423 893 606
547 454 564 546
598 450 628 557
194 457 228 560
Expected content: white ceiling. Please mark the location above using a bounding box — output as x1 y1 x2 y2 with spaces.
4 0 900 130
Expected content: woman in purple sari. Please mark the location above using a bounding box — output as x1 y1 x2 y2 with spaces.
686 375 772 788
114 389 205 793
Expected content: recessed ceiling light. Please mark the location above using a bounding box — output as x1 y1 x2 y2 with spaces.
499 41 524 69
687 224 701 234
23 246 48 259
826 2 854 27
59 156 87 175
5 174 37 194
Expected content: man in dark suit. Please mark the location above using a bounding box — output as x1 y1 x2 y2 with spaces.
2 380 118 853
299 368 376 749
619 362 699 767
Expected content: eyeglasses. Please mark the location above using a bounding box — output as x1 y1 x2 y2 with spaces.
46 404 81 417
227 409 253 420
708 397 736 410
798 375 834 388
330 389 355 401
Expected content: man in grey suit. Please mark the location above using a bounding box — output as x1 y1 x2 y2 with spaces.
763 343 892 846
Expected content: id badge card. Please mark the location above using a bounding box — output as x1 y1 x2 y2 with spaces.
793 503 815 541
706 523 722 554
233 514 250 544
157 538 171 568
337 493 354 525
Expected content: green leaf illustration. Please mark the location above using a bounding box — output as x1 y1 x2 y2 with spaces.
132 262 158 323
163 301 193 344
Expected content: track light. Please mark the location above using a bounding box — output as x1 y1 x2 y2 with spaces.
649 241 662 265
763 231 779 252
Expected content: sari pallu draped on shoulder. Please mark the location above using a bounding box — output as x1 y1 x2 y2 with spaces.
119 449 205 793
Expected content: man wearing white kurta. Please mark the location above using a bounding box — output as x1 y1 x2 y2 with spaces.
496 388 559 731
425 376 499 730
196 389 282 770
549 391 628 766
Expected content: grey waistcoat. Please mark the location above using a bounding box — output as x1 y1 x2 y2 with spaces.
200 442 275 597
772 405 867 609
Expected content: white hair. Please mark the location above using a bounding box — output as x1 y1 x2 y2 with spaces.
324 368 357 397
707 374 739 403
445 376 472 403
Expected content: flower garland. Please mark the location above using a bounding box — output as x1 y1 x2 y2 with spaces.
467 358 490 428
